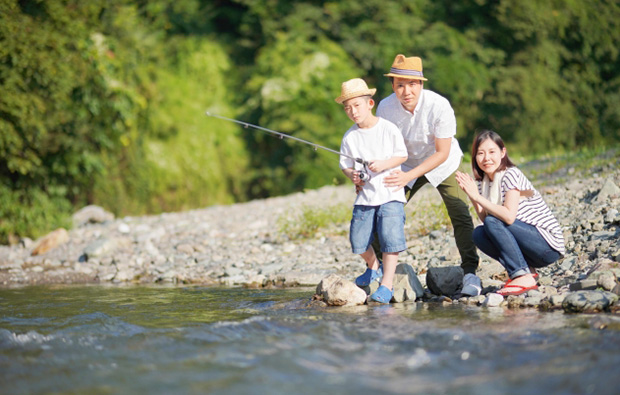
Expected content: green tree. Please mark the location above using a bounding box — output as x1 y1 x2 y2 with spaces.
241 31 363 197
0 0 148 242
94 37 249 214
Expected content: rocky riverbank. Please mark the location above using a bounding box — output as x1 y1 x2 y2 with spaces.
1 152 619 313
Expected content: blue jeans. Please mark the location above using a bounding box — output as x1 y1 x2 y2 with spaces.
350 201 406 254
473 216 560 279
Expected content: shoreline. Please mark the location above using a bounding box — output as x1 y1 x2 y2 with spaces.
1 155 619 312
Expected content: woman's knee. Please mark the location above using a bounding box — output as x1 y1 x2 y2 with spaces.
542 249 561 265
483 215 504 229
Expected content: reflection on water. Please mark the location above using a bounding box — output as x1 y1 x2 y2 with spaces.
1 285 619 394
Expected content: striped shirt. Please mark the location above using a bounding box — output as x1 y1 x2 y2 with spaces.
478 167 565 255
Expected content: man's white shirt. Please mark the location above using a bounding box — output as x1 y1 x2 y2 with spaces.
377 89 463 188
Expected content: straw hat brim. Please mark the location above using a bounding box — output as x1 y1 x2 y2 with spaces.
335 88 377 104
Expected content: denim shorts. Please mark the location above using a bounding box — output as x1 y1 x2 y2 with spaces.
349 201 406 254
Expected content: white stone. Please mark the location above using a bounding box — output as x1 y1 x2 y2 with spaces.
483 293 504 307
316 274 367 306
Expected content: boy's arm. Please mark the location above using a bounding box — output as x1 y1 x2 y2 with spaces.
368 155 407 173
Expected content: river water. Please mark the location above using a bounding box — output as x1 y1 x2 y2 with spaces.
1 285 619 395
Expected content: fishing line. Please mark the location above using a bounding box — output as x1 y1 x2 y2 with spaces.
205 112 371 180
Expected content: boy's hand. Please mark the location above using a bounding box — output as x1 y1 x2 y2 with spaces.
368 160 387 173
351 171 366 186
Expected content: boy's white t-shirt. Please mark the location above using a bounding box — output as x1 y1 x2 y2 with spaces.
339 117 408 206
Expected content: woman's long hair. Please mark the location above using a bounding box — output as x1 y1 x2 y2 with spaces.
471 130 515 181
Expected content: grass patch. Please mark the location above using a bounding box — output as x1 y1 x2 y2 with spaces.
278 203 351 240
405 200 453 236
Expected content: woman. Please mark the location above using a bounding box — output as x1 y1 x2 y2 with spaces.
455 130 565 296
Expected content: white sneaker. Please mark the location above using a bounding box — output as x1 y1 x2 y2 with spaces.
461 273 482 296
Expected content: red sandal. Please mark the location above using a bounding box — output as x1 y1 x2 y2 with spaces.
497 284 538 296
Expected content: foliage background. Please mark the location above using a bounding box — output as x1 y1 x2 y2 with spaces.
1 0 619 243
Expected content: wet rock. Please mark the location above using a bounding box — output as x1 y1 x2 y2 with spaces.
469 295 486 305
549 294 566 307
562 291 619 313
245 274 267 288
315 274 367 306
506 295 525 308
524 294 543 307
482 293 504 307
426 266 463 297
588 315 620 330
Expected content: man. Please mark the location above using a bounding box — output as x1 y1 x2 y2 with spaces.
377 54 481 296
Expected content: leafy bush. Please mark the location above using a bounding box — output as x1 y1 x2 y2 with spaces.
0 184 72 245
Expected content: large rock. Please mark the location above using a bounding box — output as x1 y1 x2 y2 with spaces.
392 263 424 302
315 274 367 306
426 266 464 297
562 290 619 313
72 205 114 227
594 178 620 204
31 228 69 256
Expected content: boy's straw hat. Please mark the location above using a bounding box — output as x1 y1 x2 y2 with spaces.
335 78 377 104
384 54 428 81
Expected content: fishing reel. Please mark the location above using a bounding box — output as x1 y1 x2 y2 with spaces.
358 170 371 181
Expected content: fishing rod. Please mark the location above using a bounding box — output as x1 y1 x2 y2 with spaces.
205 112 371 180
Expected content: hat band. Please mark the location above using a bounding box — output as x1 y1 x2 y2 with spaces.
390 67 424 77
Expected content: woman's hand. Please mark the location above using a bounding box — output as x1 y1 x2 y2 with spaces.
383 169 412 191
455 171 480 201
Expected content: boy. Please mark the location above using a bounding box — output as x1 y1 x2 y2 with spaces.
336 78 408 303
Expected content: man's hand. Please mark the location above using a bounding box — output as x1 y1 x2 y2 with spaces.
383 169 412 191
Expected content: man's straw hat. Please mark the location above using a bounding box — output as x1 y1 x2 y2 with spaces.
384 54 428 81
335 78 377 104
